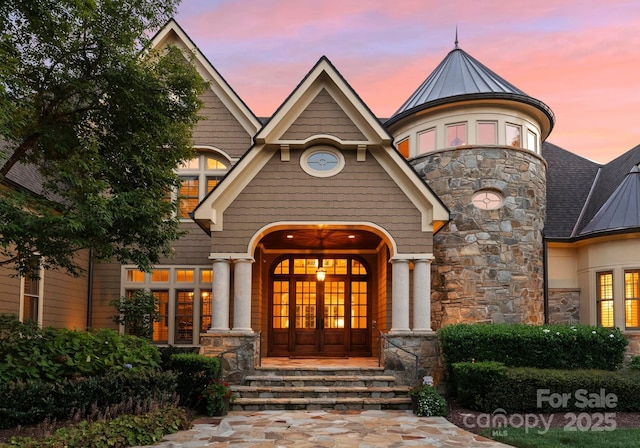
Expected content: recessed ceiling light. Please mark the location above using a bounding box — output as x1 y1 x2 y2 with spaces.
286 234 294 239
348 235 356 239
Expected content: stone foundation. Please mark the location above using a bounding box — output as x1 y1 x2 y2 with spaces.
380 332 444 389
199 332 261 383
547 288 580 325
624 333 640 359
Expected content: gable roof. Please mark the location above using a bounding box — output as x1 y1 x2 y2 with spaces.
193 56 450 234
150 19 261 137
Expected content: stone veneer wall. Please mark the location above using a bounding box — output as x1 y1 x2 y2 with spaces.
200 333 261 383
381 333 443 388
411 147 546 329
547 288 580 325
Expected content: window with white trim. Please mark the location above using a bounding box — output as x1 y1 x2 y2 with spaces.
20 260 43 325
596 271 614 328
177 152 229 219
122 266 213 344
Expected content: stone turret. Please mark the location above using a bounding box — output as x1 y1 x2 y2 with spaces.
386 42 555 328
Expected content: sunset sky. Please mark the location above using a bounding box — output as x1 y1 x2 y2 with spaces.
175 0 640 164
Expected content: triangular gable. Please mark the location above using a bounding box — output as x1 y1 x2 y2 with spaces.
193 56 449 233
150 19 261 137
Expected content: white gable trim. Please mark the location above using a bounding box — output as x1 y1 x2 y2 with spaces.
151 20 261 136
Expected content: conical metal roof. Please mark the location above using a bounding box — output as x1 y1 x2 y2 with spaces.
580 166 640 235
386 45 554 129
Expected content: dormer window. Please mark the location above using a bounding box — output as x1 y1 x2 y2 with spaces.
447 123 466 147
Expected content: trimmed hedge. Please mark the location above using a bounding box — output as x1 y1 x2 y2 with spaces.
167 353 221 408
452 361 640 413
439 323 627 371
0 369 178 429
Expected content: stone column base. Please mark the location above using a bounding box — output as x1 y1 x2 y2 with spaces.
199 332 260 382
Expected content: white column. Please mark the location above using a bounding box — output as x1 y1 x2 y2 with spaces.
210 258 231 331
413 258 433 332
390 258 411 333
233 258 254 333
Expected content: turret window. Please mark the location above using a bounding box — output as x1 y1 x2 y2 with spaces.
447 123 466 147
418 129 436 154
472 190 503 210
527 130 538 152
506 123 521 147
477 122 497 145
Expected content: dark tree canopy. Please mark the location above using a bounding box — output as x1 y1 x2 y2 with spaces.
0 0 207 276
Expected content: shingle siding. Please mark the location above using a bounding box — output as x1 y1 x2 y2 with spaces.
213 148 432 254
281 89 366 141
193 89 254 157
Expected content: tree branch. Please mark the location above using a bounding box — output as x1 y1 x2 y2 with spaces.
0 133 39 176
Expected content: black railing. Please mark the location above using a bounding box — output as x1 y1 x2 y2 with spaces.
217 331 261 375
378 331 419 380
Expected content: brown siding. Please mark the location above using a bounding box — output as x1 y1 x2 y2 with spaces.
281 89 366 141
192 89 253 158
0 265 20 316
91 262 121 330
213 149 433 254
159 222 212 265
42 250 90 329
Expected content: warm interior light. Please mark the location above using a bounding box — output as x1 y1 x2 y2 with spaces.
316 267 326 281
286 234 294 239
348 234 355 239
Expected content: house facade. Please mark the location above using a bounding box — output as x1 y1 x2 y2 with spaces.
2 20 640 368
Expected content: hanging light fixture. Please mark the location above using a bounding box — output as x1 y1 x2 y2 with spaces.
316 267 326 281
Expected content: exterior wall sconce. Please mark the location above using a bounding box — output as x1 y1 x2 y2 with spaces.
316 267 326 281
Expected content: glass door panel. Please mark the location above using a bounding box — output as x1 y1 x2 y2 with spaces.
324 281 345 328
295 281 316 329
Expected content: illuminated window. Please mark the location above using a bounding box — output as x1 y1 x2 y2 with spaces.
446 123 466 147
625 270 640 329
176 269 194 282
397 139 409 158
418 129 435 154
201 290 212 332
152 269 169 282
272 281 289 329
506 123 521 147
201 270 212 283
21 263 43 324
351 281 367 329
152 290 169 343
127 269 145 282
177 152 229 219
175 291 194 343
597 272 614 328
477 122 497 145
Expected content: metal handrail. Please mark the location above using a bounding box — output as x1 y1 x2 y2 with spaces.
378 331 419 380
217 331 261 375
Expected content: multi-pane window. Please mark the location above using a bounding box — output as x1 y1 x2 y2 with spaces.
123 266 213 344
446 123 466 147
597 271 614 327
22 274 40 323
177 152 229 219
625 270 640 329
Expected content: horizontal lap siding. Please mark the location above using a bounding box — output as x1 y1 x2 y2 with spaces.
0 265 20 315
215 149 432 254
281 89 366 141
192 89 253 158
159 222 211 265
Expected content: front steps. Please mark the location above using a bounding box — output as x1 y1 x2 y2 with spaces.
230 365 412 411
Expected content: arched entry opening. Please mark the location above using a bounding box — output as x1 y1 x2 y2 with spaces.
255 226 389 358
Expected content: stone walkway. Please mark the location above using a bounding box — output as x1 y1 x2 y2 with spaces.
138 410 512 447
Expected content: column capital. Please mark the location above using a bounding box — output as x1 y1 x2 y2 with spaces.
231 257 255 263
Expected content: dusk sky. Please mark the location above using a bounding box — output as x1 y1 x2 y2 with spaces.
175 0 640 164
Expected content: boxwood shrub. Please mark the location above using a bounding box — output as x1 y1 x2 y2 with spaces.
0 369 178 429
452 361 640 413
439 323 627 371
167 353 221 408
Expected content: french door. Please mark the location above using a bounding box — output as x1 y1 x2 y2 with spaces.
269 256 370 356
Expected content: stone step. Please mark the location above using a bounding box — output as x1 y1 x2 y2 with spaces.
232 385 411 399
232 396 412 411
244 375 398 387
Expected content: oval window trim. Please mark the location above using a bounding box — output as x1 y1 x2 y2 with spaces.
472 190 504 210
300 146 345 178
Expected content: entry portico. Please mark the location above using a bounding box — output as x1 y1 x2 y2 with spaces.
193 56 449 359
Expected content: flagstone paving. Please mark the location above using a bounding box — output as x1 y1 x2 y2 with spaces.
138 410 513 447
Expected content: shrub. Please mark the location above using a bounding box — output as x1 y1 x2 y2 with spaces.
452 364 640 413
0 369 178 429
158 345 200 369
450 361 506 408
167 353 221 408
0 315 161 383
409 385 447 417
439 323 627 371
3 405 190 448
628 355 640 370
110 291 160 339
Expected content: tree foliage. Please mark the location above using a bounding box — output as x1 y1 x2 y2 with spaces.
110 290 160 339
0 0 206 276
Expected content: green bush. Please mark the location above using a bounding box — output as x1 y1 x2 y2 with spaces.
628 355 640 370
167 353 221 408
439 323 627 371
0 314 161 383
409 385 447 417
0 369 178 428
3 405 190 448
452 364 640 413
158 345 200 369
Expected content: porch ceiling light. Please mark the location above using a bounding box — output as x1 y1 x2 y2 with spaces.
316 267 326 281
